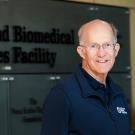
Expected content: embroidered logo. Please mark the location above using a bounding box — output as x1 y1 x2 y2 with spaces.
117 107 127 114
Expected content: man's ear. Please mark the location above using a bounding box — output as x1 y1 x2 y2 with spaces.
114 43 120 57
77 46 85 59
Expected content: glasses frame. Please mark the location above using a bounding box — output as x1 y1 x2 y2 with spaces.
79 42 117 51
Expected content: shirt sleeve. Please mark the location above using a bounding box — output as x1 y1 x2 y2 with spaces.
40 86 70 135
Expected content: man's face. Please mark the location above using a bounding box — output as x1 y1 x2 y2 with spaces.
77 22 120 77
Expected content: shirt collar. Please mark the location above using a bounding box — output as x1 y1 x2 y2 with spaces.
81 67 106 90
74 65 123 98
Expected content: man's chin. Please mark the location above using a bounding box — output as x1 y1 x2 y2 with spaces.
96 69 111 75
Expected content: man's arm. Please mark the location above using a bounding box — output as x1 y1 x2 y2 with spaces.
40 87 70 135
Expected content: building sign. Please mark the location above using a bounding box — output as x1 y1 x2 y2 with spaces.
0 25 75 69
0 25 78 73
11 97 42 123
0 25 74 44
1 47 57 68
0 0 129 74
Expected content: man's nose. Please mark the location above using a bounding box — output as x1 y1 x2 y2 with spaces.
97 46 106 57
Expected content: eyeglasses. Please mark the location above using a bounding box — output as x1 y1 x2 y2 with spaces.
80 42 116 51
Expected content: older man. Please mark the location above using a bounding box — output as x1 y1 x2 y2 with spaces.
41 19 131 135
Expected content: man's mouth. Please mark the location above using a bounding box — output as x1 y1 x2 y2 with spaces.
96 60 109 63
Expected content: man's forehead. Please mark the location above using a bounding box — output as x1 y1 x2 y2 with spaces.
79 20 112 35
78 20 114 41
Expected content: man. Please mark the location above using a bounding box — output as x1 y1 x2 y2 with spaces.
41 19 131 135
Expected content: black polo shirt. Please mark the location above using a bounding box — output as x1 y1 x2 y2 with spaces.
81 68 110 106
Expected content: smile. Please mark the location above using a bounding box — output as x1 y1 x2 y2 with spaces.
96 60 108 63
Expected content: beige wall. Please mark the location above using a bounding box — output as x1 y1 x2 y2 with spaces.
68 0 135 131
130 8 135 130
68 0 135 8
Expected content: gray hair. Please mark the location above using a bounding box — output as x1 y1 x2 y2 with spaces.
109 23 118 43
